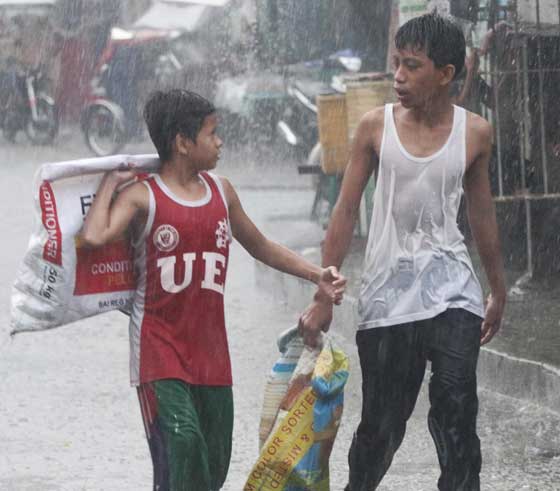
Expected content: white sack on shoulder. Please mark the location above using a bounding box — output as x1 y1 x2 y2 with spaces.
10 154 160 334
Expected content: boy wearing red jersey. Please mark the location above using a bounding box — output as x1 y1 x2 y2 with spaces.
80 89 345 491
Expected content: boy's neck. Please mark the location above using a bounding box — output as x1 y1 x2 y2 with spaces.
407 91 454 128
160 156 200 187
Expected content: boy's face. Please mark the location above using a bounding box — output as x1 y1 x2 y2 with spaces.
183 113 223 170
393 46 455 108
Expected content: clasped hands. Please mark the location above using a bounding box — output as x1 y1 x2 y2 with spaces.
298 266 346 347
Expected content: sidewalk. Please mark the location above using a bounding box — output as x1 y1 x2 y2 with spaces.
254 213 560 414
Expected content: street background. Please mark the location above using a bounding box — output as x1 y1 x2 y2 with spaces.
1 1 560 488
0 133 559 490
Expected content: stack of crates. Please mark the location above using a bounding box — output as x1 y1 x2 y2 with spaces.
315 93 349 175
316 73 396 234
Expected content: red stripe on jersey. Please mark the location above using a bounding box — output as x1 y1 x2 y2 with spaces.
137 172 232 386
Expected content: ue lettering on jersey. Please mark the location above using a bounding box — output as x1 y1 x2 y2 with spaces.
129 172 233 387
156 251 226 295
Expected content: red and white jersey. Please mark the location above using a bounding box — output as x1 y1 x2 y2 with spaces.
129 172 232 387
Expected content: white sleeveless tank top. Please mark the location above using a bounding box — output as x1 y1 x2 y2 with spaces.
358 104 484 329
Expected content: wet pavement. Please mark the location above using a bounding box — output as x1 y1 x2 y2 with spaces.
478 264 560 370
0 131 559 489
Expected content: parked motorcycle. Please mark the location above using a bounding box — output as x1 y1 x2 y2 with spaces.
278 50 361 156
214 70 287 149
0 62 58 144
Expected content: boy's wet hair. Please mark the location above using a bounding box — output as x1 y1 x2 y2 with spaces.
143 89 215 162
395 13 466 80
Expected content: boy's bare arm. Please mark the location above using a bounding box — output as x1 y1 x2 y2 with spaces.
321 109 380 269
464 116 506 344
298 109 381 344
80 170 148 247
220 177 346 303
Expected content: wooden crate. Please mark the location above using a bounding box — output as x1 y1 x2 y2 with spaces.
346 78 396 137
316 93 349 175
316 77 396 175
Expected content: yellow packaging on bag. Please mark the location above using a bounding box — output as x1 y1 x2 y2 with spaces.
245 328 349 491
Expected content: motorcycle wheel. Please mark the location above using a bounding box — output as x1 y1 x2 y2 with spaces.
25 96 58 145
84 104 126 157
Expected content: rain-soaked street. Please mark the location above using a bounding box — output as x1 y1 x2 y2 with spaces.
1 132 559 490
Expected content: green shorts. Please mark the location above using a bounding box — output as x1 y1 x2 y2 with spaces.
137 379 234 491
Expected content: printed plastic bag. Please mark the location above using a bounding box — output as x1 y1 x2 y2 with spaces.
10 154 159 334
245 327 349 491
258 327 305 448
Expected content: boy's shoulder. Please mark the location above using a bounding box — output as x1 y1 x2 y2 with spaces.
204 172 234 205
465 109 492 136
208 172 233 188
118 178 150 209
203 172 229 188
355 105 386 143
465 110 493 147
361 105 386 127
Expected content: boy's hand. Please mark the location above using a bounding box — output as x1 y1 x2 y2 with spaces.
316 266 346 305
107 167 137 188
298 299 333 347
298 267 345 347
480 293 505 345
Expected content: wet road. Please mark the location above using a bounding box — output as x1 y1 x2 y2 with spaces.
0 133 559 490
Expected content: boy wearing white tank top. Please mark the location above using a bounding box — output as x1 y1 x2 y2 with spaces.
300 13 506 491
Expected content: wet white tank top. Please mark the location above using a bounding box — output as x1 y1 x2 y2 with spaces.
358 104 484 329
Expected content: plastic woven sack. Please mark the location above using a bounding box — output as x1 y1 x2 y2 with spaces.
10 154 159 334
245 327 349 491
258 327 305 448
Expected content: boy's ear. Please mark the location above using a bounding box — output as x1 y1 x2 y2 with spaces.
439 64 457 86
175 133 194 156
